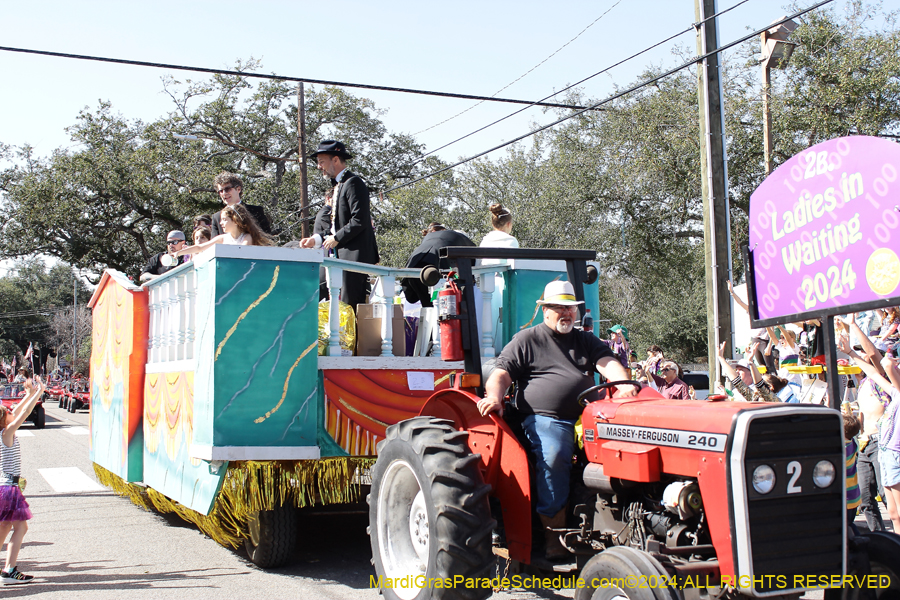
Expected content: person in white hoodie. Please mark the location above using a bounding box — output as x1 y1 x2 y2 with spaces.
480 204 519 354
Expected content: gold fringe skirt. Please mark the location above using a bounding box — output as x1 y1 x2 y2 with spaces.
93 457 375 548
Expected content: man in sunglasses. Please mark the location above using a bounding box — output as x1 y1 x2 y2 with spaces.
140 230 187 282
647 360 690 400
477 280 638 561
210 172 272 237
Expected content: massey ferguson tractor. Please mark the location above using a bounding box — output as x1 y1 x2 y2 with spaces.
368 247 900 600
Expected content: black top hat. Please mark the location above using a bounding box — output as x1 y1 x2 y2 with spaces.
309 140 353 160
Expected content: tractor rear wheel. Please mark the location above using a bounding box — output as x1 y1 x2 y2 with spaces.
824 531 900 600
575 546 680 600
369 416 494 600
243 506 298 569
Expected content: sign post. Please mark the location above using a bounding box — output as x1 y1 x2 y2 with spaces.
745 135 900 409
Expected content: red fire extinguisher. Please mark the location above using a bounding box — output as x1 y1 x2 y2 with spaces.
438 279 464 361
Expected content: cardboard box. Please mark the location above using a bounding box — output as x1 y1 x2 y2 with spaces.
356 304 406 356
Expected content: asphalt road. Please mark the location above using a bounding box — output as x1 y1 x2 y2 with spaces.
12 402 576 600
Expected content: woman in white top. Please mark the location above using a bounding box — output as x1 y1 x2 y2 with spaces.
479 203 518 258
479 204 519 353
175 204 275 258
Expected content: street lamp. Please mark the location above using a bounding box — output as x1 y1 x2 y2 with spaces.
761 17 798 175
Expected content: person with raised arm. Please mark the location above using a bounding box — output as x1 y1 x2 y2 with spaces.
716 341 779 403
840 335 900 532
0 375 45 584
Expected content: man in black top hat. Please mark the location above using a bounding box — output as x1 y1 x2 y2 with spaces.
300 140 379 310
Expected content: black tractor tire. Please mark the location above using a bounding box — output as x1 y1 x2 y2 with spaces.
243 506 298 569
32 404 45 429
575 546 680 600
369 416 495 600
824 531 900 600
69 398 78 413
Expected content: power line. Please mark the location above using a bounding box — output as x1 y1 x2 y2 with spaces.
408 0 753 165
0 306 76 320
412 0 625 137
386 0 834 193
0 46 600 112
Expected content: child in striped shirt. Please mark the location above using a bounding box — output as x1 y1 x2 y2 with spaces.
0 376 44 584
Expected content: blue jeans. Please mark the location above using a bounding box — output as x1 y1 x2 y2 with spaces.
522 414 577 517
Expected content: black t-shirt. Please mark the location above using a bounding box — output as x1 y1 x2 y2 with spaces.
496 323 616 420
142 252 184 277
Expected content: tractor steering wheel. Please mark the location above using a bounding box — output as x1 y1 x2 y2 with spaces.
577 380 644 407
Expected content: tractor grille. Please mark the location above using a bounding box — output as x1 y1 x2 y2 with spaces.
741 411 844 593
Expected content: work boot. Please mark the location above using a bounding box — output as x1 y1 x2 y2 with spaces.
539 509 568 561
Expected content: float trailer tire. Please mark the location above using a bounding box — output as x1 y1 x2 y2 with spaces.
244 506 298 569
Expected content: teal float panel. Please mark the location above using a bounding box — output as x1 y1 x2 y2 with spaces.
193 254 321 449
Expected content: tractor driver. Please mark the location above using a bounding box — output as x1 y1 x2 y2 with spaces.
477 280 638 561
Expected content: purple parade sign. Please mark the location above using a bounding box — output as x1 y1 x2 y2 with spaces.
748 135 900 323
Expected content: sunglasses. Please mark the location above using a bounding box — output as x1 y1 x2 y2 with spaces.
166 240 182 245
661 367 674 372
544 304 577 312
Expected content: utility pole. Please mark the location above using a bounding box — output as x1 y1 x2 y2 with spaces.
695 0 733 381
297 83 310 238
72 273 77 373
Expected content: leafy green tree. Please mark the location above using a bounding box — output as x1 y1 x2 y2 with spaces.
0 61 428 277
0 259 90 366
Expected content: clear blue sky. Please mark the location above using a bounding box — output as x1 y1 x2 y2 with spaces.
0 0 893 165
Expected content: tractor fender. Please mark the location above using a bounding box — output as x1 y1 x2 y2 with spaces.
418 389 532 564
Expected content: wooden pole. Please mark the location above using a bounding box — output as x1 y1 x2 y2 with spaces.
696 0 734 381
298 83 310 238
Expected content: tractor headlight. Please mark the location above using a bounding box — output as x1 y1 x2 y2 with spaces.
813 460 836 488
752 465 776 494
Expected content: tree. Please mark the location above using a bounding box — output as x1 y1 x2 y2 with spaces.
0 258 90 368
0 61 429 277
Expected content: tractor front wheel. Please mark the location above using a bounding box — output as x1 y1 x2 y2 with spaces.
575 546 680 600
369 416 494 600
824 531 900 600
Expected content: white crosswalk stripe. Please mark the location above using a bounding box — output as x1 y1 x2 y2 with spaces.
62 427 90 435
14 430 33 437
38 467 104 493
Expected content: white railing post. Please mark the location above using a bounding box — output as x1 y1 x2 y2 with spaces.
174 274 186 361
328 266 343 356
480 273 495 358
165 278 176 362
379 276 395 357
148 290 159 364
184 269 197 360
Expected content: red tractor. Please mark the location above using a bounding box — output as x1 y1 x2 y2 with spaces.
368 248 900 600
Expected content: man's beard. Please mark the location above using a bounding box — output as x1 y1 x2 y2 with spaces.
556 320 574 335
